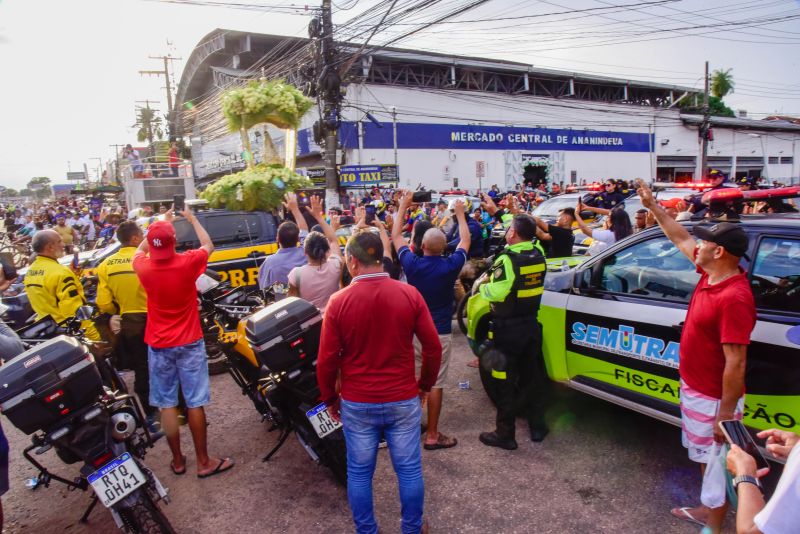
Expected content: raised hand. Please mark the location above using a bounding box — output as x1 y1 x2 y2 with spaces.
309 195 324 219
636 179 656 209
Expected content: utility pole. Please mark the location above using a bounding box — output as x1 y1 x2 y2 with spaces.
109 144 126 183
699 60 710 182
319 0 341 208
139 55 181 134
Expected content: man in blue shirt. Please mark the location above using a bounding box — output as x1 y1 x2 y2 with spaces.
393 191 470 450
257 193 308 291
445 208 484 258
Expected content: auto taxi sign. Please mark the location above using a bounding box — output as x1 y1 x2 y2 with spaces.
338 165 399 186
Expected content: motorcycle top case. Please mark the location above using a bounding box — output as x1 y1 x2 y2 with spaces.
245 297 322 373
0 335 103 435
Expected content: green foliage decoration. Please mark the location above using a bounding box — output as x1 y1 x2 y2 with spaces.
200 164 312 212
221 80 314 131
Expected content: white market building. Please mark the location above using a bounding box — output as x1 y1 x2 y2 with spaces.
175 30 800 192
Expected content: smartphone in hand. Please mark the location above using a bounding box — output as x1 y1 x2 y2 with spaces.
718 419 770 470
173 194 185 213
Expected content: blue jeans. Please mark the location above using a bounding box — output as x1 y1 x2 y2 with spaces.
340 397 424 534
148 339 210 409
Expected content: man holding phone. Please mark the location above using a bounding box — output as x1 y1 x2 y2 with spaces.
638 179 756 532
133 207 234 478
726 428 799 534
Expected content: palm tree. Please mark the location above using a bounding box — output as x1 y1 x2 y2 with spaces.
134 107 164 144
711 68 735 99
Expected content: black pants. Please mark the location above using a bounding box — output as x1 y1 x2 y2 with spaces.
490 320 549 439
118 313 156 417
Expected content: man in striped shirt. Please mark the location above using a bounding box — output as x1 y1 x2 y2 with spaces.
638 180 755 533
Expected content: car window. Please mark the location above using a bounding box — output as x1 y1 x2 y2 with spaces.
173 219 198 251
533 195 579 219
750 236 800 314
599 235 700 302
204 213 263 246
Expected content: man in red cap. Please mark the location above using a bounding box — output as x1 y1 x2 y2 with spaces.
133 208 234 479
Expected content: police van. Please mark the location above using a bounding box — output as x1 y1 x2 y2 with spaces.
171 209 278 286
468 187 800 437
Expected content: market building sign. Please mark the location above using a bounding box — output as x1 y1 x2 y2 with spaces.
297 122 653 155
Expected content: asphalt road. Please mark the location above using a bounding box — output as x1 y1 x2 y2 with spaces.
4 329 736 533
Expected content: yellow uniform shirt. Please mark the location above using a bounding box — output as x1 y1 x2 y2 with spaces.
53 224 74 245
96 247 148 315
24 255 99 339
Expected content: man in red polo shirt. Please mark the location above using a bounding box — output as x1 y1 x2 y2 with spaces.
638 180 755 533
133 209 234 479
317 230 441 534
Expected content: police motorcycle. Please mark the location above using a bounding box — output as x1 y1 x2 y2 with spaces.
0 307 174 533
197 272 348 485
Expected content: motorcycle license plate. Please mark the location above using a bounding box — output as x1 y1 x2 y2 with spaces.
306 402 342 438
87 452 146 507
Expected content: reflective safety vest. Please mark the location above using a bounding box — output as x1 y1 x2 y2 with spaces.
24 255 99 339
96 246 148 315
479 241 545 319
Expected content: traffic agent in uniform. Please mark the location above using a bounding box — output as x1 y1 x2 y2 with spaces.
24 230 100 340
686 169 727 216
477 214 550 450
585 180 627 210
96 221 156 418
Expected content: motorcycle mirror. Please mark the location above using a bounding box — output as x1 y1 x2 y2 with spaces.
75 306 93 321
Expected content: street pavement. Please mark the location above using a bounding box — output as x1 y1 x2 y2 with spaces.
4 328 729 533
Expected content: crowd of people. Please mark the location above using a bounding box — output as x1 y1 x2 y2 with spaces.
0 171 798 533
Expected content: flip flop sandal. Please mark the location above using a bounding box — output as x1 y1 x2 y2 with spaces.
670 507 705 527
197 457 235 479
170 455 187 476
424 433 458 450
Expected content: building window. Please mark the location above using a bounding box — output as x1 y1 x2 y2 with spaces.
781 157 794 164
768 157 780 164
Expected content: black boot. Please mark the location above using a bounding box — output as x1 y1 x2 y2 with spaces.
530 423 549 443
479 431 518 450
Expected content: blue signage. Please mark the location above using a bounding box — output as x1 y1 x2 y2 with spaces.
298 122 653 156
339 164 399 186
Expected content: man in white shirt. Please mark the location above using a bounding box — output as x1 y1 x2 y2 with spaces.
727 428 799 534
78 211 96 241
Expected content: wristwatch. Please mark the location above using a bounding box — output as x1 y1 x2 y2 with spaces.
733 475 762 491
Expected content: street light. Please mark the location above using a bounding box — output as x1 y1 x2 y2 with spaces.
90 158 103 183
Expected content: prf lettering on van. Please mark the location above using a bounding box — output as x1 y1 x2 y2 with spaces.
216 267 261 287
570 322 680 369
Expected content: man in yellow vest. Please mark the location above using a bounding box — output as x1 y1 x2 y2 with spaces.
96 221 156 419
24 230 99 340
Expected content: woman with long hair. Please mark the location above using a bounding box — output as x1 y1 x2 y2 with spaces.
575 200 633 255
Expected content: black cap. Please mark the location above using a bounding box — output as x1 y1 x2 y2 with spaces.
707 169 727 182
693 222 749 258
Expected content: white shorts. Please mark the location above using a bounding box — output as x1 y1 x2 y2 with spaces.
680 380 744 464
413 333 451 389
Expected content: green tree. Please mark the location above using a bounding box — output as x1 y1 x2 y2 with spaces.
711 68 735 99
27 177 52 199
134 107 164 144
680 95 735 118
1 188 19 197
